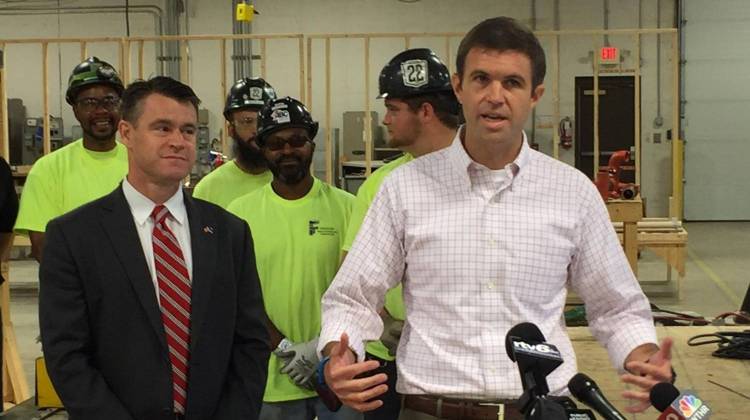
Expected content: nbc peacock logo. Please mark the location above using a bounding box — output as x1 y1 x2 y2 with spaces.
678 394 702 417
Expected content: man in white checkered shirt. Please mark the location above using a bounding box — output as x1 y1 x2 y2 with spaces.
317 17 674 420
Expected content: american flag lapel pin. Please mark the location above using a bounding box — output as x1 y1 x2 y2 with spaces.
203 226 214 234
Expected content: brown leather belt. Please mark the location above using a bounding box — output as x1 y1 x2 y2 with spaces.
403 395 523 420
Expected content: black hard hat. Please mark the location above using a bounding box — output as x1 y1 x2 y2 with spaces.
377 48 453 99
223 77 277 120
65 57 124 105
256 97 319 146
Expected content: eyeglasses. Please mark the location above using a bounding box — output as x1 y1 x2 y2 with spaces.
76 96 120 112
264 135 311 151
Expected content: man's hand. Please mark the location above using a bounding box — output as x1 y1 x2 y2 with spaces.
324 333 388 412
621 338 675 413
275 337 319 389
379 311 404 357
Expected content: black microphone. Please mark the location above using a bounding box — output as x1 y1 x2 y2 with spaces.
568 373 627 420
505 322 564 397
650 382 713 420
506 322 567 420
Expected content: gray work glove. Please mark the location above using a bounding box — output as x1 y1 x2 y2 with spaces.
380 311 404 357
274 337 319 390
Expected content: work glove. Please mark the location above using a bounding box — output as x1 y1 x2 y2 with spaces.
275 337 319 390
380 311 404 357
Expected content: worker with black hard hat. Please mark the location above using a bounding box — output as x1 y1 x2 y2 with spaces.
193 77 277 208
339 48 460 420
377 48 454 100
15 56 127 262
228 96 359 420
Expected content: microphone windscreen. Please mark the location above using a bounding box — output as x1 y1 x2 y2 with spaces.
650 382 680 412
505 322 545 360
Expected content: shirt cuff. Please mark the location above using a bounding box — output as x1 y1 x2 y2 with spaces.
605 322 658 372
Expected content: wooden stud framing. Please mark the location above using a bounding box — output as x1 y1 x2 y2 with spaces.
138 40 145 80
0 43 7 159
260 38 267 79
671 31 683 219
2 247 30 404
325 38 332 184
180 40 189 84
592 36 600 178
120 39 132 84
552 35 560 159
634 33 642 186
444 36 452 74
0 29 681 215
306 37 313 110
42 42 50 156
299 37 305 102
220 39 227 156
363 37 372 177
80 41 87 61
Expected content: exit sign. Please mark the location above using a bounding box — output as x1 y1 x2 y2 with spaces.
600 46 619 64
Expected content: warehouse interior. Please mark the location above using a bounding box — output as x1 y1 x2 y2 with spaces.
1 0 749 418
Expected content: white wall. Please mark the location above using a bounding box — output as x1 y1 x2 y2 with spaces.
683 0 750 220
0 0 678 215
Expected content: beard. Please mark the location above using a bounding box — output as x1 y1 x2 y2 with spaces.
81 119 118 143
233 137 267 169
267 153 313 185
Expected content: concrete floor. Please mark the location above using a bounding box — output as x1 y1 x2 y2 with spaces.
5 221 749 397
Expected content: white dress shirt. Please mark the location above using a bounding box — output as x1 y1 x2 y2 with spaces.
319 129 657 399
122 178 193 302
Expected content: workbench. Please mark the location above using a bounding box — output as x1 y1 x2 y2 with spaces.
606 197 643 276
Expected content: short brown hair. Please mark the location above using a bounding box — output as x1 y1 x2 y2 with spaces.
120 76 201 124
402 92 459 130
456 17 546 89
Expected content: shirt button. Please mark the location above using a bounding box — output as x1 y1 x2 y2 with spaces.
487 282 495 290
488 239 497 247
490 368 497 375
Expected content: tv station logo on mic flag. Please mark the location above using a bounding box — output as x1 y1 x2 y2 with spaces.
670 391 711 420
512 340 563 360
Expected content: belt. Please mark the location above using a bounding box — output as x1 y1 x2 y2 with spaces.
403 395 523 420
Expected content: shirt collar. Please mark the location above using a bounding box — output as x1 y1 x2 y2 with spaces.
448 126 533 179
122 178 187 227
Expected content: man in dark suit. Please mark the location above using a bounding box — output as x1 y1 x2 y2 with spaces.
39 76 270 420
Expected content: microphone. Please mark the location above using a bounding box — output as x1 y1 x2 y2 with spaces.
505 322 567 419
505 322 563 397
567 373 627 420
650 382 713 420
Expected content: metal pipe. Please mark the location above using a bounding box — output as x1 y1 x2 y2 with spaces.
678 0 685 138
603 0 610 46
654 0 664 127
553 0 560 31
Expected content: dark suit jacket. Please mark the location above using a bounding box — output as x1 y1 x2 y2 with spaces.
39 185 270 420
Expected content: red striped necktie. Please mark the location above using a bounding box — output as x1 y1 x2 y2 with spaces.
151 204 191 414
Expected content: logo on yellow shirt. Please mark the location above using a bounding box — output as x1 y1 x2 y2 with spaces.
308 220 337 236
